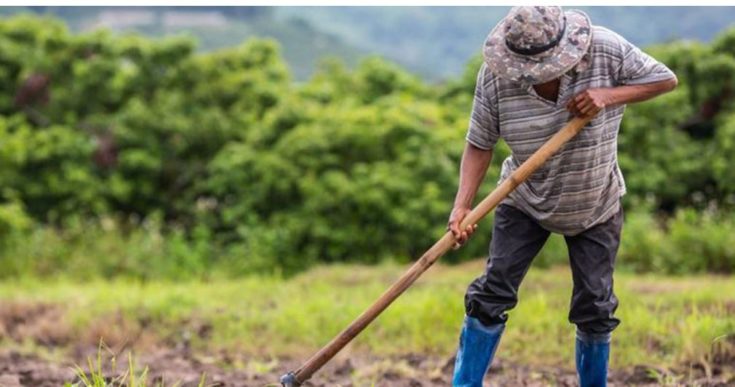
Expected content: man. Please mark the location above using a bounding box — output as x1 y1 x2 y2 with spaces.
448 6 677 387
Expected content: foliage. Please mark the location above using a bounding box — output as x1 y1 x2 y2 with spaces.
532 208 735 275
0 15 734 276
619 208 735 274
0 197 32 239
1 208 732 279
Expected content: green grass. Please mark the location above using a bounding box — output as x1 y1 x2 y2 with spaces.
64 342 208 387
70 350 149 387
1 261 733 372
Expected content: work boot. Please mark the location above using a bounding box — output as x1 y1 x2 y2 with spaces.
452 315 504 387
575 330 611 387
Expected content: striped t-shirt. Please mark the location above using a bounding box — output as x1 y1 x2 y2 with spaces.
467 26 676 235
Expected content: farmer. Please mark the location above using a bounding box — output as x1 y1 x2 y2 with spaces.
448 6 677 387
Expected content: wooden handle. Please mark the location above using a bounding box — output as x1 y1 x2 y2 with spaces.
460 114 595 231
289 114 595 385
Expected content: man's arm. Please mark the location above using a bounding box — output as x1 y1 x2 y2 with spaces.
567 77 678 117
447 142 493 249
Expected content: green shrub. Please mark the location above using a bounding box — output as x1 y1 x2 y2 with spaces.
617 210 672 273
0 197 34 247
618 208 735 274
666 208 735 273
1 16 735 276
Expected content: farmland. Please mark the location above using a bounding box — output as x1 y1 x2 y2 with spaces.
1 261 733 385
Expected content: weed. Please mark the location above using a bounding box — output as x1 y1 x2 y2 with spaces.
64 341 206 387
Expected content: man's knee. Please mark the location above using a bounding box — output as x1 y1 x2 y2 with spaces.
464 273 519 326
569 295 621 335
463 204 549 327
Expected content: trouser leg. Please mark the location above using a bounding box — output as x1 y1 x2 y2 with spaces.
465 204 551 325
565 206 623 335
565 206 624 387
452 204 550 386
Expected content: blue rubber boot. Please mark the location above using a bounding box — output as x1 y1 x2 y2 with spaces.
575 330 611 387
452 316 504 387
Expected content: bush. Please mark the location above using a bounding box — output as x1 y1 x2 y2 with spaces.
0 197 33 247
0 216 229 280
618 208 735 274
1 16 735 277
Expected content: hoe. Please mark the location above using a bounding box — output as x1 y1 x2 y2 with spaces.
280 113 597 386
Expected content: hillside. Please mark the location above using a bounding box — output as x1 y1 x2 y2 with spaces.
0 7 735 80
0 6 362 81
2 7 735 80
279 6 735 80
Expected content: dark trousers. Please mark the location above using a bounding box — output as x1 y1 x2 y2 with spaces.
464 203 623 335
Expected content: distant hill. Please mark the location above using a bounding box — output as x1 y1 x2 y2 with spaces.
0 6 363 81
2 6 735 81
279 6 735 80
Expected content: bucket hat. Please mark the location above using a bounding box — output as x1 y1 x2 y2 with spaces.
484 6 592 84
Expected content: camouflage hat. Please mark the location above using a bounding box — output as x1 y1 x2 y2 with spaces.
484 6 592 84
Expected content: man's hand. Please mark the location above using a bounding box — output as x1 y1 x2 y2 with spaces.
447 206 478 250
567 78 678 118
449 142 492 250
567 88 612 117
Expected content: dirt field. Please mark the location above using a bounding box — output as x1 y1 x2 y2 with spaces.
1 268 733 387
0 347 733 387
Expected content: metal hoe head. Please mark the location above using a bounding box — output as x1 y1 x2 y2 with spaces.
280 371 301 387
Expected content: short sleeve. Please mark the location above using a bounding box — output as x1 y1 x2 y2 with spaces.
615 33 676 85
465 64 500 150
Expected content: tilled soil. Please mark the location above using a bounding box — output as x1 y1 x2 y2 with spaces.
0 349 733 387
0 301 733 386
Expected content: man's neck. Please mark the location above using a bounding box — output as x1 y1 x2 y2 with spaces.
532 78 561 103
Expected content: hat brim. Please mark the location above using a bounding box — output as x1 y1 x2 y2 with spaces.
483 10 592 84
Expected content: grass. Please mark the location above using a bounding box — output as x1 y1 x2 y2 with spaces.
0 260 733 373
70 349 149 387
64 342 208 387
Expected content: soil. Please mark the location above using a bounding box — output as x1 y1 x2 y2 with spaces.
0 348 733 387
0 302 733 386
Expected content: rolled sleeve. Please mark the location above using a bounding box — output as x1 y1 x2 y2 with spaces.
616 34 676 85
465 64 500 150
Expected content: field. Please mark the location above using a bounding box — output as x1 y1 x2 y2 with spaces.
0 260 733 386
2 8 735 387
